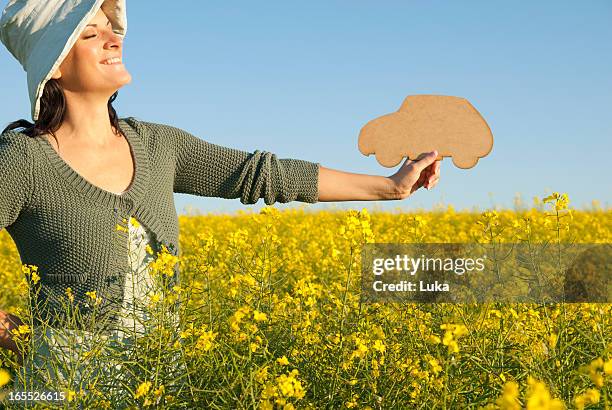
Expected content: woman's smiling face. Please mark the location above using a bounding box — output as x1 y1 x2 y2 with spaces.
51 7 131 95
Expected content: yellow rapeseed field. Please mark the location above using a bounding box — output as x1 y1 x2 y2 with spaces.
0 192 610 409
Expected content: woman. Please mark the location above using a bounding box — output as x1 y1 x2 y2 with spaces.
0 0 440 397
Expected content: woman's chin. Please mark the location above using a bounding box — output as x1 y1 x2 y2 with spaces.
106 78 131 96
99 65 131 84
119 73 132 86
107 72 132 89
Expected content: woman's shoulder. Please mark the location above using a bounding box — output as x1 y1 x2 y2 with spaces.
1 127 30 141
0 129 33 178
118 117 196 156
119 117 200 151
119 116 190 137
0 127 34 157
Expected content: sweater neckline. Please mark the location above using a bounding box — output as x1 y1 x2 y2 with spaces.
35 118 149 211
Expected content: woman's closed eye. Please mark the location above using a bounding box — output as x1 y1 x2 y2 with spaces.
83 20 110 39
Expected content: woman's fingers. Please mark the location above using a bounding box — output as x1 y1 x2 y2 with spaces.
425 161 441 189
392 152 441 196
419 163 436 186
426 176 440 189
410 151 438 173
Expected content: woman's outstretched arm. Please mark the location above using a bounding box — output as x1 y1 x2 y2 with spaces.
138 119 440 205
139 120 319 205
317 151 441 202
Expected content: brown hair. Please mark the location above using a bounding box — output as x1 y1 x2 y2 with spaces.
2 79 123 147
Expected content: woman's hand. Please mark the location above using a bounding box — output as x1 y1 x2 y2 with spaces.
0 310 25 366
388 150 441 199
316 150 441 202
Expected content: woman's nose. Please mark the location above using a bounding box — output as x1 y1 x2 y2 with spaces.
104 31 123 49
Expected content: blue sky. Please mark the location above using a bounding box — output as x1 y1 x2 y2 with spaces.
1 1 610 214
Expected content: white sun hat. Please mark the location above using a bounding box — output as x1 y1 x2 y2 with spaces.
0 0 127 121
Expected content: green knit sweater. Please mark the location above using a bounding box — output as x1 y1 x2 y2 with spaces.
0 117 320 330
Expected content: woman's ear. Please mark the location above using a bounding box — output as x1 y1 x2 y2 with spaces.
51 67 62 79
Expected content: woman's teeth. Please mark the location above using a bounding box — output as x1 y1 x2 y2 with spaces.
101 57 121 65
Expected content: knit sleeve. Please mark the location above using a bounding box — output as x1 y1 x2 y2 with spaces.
148 122 319 205
0 132 32 229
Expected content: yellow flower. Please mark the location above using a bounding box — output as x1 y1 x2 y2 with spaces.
65 287 74 302
149 293 161 306
259 400 274 410
66 390 76 402
261 383 276 400
195 330 217 352
0 368 10 387
22 264 40 285
496 381 520 410
548 333 558 349
17 278 29 295
253 310 268 322
85 290 101 306
116 224 128 232
428 358 442 375
345 395 359 408
277 355 290 366
276 369 305 399
82 349 97 361
586 358 605 387
11 324 31 340
372 339 386 353
153 384 165 398
440 323 468 353
135 381 152 399
30 270 40 285
603 358 612 375
255 365 269 384
429 334 441 344
129 216 140 228
97 399 111 409
229 306 252 333
350 338 368 360
542 192 570 211
149 246 179 277
525 376 564 410
574 388 600 410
